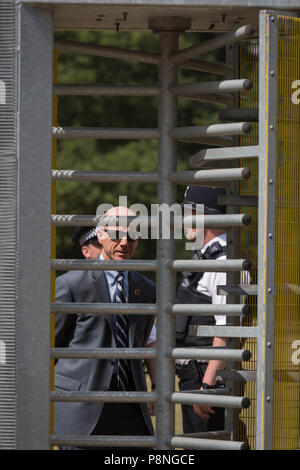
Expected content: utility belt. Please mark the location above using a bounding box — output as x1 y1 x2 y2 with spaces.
175 360 225 389
176 360 207 384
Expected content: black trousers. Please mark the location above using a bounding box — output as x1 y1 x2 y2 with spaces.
91 374 150 437
176 362 225 434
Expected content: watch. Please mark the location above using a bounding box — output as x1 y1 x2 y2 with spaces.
201 382 213 390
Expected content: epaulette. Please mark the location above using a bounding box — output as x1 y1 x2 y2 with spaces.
204 241 226 260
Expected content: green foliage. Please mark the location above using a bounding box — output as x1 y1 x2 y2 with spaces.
54 29 225 266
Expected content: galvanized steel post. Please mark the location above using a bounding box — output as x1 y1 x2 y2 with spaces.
149 17 190 450
256 10 277 450
16 4 53 449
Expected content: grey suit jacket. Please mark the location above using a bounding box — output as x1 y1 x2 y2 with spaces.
54 269 156 436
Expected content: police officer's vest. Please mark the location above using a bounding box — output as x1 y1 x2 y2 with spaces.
175 241 226 348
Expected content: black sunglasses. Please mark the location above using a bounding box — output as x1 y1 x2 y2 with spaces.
104 230 138 242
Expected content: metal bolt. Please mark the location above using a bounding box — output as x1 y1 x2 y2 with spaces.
268 233 273 239
270 16 275 22
266 396 271 402
269 179 273 184
268 288 272 293
270 70 275 76
269 124 274 130
267 342 272 348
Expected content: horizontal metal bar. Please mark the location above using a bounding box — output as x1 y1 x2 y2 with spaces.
219 108 258 122
170 25 254 65
51 213 249 228
51 213 251 228
53 40 234 77
193 326 258 338
170 79 252 96
52 215 98 226
51 347 156 360
51 391 155 403
217 194 258 207
54 40 160 65
170 167 251 184
52 258 251 273
170 259 251 272
190 145 260 167
184 93 234 106
169 392 250 409
51 434 156 448
53 84 160 96
169 304 250 316
217 370 257 382
169 122 251 142
177 430 230 440
184 213 252 228
182 59 234 77
169 436 249 451
217 284 258 296
52 169 158 183
183 135 234 147
52 259 157 271
171 348 251 362
52 127 159 140
53 169 251 185
190 387 231 395
51 302 156 315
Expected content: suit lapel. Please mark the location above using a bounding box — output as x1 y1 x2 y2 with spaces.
91 270 114 332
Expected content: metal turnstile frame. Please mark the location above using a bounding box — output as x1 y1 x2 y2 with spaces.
1 1 299 450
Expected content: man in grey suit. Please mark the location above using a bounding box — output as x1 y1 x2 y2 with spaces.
54 206 156 447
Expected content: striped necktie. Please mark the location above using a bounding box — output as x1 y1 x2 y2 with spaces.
114 272 131 390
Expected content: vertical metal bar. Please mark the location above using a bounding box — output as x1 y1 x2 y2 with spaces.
50 49 58 447
16 5 53 449
150 18 189 450
156 29 178 451
0 0 18 449
256 10 277 450
224 41 241 442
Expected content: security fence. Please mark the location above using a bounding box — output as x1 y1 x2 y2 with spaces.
0 1 299 450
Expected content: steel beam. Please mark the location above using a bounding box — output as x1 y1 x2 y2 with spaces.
52 126 159 140
170 25 254 65
256 10 277 450
51 347 156 360
190 145 260 167
16 4 53 450
51 434 156 448
171 348 251 362
169 436 249 450
169 122 251 141
170 79 252 96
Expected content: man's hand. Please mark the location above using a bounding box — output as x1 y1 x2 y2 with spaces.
193 336 226 419
193 389 215 419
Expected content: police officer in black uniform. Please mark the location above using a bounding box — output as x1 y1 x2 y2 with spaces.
176 186 227 434
72 226 102 259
